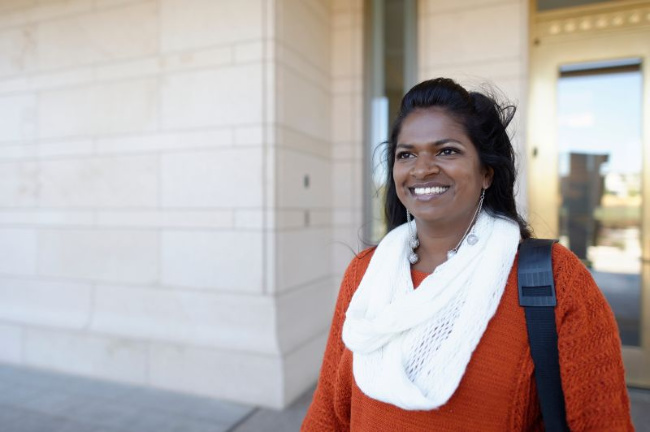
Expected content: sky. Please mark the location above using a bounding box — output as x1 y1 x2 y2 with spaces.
557 70 643 178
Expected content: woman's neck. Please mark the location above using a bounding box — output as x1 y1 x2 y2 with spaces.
410 230 458 273
411 214 475 273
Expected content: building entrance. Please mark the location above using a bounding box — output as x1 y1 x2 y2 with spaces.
528 0 650 387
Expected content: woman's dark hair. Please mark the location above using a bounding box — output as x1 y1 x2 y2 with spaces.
384 77 532 239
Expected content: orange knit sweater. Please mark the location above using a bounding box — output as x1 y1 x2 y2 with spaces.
302 244 633 431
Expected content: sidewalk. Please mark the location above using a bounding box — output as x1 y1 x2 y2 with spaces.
0 363 648 431
0 363 309 432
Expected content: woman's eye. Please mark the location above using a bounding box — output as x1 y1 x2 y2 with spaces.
396 151 413 159
438 148 459 156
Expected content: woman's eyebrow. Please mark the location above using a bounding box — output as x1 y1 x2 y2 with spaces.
396 139 463 149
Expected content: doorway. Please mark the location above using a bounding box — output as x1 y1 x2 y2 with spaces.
528 0 650 386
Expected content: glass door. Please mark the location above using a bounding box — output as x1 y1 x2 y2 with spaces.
528 1 650 387
557 61 642 346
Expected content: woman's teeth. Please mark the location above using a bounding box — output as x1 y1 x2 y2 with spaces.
413 186 448 195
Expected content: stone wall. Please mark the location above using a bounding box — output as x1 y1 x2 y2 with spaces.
0 0 367 409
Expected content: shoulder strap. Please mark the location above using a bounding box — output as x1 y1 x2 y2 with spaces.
518 239 569 432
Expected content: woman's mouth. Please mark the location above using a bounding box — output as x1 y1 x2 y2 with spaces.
409 185 450 200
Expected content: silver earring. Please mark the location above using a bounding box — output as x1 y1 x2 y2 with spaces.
466 189 485 246
406 209 419 264
447 188 485 260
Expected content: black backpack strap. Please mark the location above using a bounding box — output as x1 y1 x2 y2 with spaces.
518 239 569 432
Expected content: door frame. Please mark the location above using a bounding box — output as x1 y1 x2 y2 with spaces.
527 0 650 387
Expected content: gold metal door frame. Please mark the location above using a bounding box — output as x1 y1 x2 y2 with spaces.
528 0 650 387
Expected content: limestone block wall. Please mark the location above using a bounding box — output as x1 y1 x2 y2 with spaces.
331 0 364 278
418 0 530 211
0 0 349 409
272 0 336 405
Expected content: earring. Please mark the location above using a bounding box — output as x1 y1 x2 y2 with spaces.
406 209 419 264
465 188 485 246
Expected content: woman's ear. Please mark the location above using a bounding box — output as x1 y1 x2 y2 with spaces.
482 166 494 190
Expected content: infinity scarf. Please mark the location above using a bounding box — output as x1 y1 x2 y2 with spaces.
341 211 520 410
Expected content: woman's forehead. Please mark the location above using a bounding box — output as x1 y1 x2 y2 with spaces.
398 108 468 143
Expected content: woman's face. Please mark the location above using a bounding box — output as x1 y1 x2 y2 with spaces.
393 108 493 231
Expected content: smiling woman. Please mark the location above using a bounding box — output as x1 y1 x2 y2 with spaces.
301 78 633 431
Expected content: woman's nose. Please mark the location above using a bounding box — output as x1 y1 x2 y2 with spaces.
411 156 439 178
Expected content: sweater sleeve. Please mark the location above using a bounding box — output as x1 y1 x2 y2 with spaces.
553 245 634 431
301 252 368 432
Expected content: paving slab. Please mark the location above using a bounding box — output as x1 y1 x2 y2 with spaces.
630 387 650 431
0 364 254 432
230 387 314 432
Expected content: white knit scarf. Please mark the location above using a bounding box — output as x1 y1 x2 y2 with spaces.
341 211 520 411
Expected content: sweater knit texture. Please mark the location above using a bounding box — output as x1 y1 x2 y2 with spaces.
301 244 634 431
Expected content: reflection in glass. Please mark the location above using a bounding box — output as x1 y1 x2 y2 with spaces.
557 62 642 346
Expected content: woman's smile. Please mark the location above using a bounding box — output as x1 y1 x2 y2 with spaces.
409 183 450 200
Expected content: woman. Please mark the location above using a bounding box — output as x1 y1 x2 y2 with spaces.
302 78 633 431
